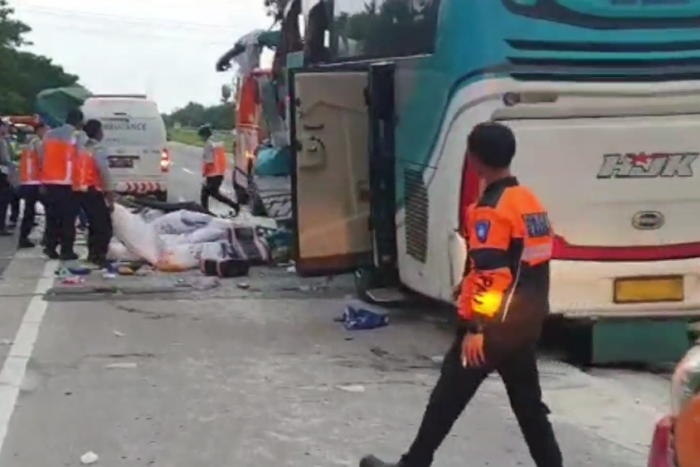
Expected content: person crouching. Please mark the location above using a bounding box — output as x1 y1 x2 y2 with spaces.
73 119 116 267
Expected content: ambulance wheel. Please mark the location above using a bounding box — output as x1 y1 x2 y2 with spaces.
155 191 168 202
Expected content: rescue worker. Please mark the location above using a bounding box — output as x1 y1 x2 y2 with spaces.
6 125 20 229
17 122 48 248
199 125 239 213
73 119 115 267
360 122 564 467
0 120 13 236
41 108 83 260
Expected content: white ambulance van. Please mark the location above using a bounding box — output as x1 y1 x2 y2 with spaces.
82 95 170 201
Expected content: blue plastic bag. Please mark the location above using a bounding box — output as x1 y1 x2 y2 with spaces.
341 304 389 331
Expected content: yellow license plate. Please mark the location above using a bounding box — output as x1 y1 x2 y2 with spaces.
614 276 684 304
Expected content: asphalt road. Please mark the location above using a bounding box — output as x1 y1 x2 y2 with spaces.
0 143 673 467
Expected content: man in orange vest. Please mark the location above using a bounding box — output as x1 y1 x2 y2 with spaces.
199 125 239 214
361 123 563 467
40 108 84 260
73 119 114 267
17 122 48 248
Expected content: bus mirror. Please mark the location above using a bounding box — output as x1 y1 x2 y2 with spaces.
221 84 232 101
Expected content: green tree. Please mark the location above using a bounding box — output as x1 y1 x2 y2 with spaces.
0 0 79 115
166 102 236 130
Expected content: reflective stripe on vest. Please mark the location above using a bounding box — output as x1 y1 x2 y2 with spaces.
19 146 41 185
72 148 103 192
203 144 227 177
42 135 77 185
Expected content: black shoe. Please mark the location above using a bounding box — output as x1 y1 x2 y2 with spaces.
59 251 79 261
0 229 11 237
43 248 59 259
8 221 17 229
360 455 404 467
18 239 35 249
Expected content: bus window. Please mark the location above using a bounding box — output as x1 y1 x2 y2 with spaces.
329 0 440 61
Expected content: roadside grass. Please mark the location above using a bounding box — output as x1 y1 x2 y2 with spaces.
168 128 235 149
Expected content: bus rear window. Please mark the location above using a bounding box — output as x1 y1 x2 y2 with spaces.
330 0 440 60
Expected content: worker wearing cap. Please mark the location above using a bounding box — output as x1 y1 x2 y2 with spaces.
199 125 239 214
17 122 48 248
0 120 13 236
361 122 563 467
40 108 83 260
73 119 114 267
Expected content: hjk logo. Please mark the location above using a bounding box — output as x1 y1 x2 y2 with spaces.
597 153 699 179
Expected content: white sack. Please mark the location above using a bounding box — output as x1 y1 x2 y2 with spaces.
150 210 213 235
111 204 165 265
158 242 224 272
140 208 165 223
183 226 230 244
231 211 278 230
107 240 142 262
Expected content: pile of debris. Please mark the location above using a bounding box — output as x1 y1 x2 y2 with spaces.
108 202 293 278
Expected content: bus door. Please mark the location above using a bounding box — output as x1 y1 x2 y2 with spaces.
367 62 398 282
290 64 398 279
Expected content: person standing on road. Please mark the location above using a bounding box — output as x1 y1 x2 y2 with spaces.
40 108 84 260
17 122 48 248
73 119 115 267
6 125 21 230
0 120 14 236
199 125 240 214
360 122 564 467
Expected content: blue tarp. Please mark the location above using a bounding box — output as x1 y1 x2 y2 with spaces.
36 86 92 128
254 146 290 177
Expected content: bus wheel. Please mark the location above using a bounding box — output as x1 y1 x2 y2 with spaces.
155 191 168 202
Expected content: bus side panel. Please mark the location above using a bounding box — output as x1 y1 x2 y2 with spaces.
290 70 374 276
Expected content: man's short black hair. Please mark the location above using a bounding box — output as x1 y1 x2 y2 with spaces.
65 108 84 126
198 125 213 138
467 122 516 169
84 119 102 139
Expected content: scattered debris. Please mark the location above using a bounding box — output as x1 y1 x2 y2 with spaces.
337 384 366 393
113 330 125 337
105 362 138 369
339 302 389 331
80 451 99 465
237 282 250 290
0 339 12 346
61 276 85 285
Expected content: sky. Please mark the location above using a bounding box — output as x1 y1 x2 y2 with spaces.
11 0 275 113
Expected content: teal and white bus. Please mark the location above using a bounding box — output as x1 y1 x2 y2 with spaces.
289 0 700 339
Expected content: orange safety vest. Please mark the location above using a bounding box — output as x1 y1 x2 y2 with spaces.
19 143 41 185
203 143 227 177
41 135 76 185
72 148 103 192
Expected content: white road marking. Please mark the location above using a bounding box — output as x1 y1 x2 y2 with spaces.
182 168 194 175
0 260 57 453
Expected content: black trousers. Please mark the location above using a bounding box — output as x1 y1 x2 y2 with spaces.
9 188 19 223
403 332 563 467
0 174 10 230
200 175 238 211
18 185 40 241
78 188 112 262
44 184 78 255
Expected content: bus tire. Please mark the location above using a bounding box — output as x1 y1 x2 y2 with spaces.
155 191 168 202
